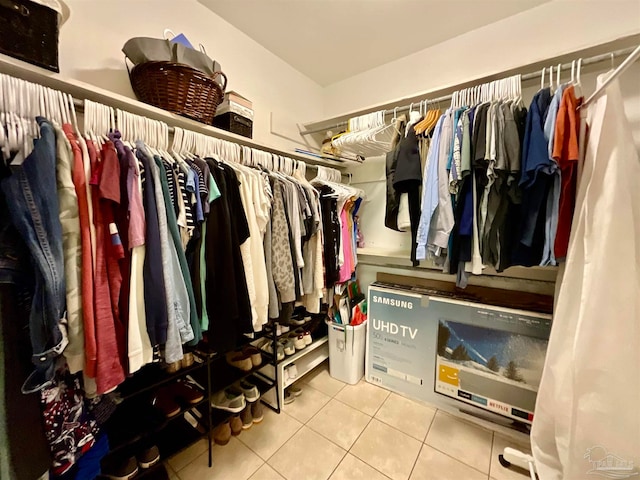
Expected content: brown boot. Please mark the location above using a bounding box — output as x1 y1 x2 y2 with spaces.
229 415 243 436
213 421 232 446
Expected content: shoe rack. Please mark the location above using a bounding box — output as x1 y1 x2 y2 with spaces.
102 350 215 475
258 317 329 409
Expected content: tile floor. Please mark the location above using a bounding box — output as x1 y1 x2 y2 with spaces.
165 363 532 480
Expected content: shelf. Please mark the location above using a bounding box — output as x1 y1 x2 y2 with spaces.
105 389 209 455
301 37 640 136
356 247 559 284
154 416 208 462
118 358 207 401
279 335 328 367
210 355 275 393
283 345 329 389
0 53 346 169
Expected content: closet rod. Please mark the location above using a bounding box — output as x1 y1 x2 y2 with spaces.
69 97 329 171
301 45 637 136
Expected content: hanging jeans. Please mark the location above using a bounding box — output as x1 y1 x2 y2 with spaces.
0 117 68 393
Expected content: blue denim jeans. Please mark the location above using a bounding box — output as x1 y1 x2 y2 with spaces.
1 117 68 393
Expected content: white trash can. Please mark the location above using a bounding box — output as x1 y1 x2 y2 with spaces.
327 320 367 384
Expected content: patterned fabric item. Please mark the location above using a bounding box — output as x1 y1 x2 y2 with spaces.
41 366 99 476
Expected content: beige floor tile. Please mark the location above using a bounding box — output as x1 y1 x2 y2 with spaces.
329 453 391 480
308 398 372 449
425 411 493 474
165 461 180 480
375 393 437 441
167 437 208 472
237 408 302 460
249 463 286 480
489 433 533 480
351 419 422 480
409 445 487 480
302 364 346 397
177 437 263 480
335 380 390 416
282 385 331 423
268 426 346 480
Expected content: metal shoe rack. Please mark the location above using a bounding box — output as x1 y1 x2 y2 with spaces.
101 330 283 477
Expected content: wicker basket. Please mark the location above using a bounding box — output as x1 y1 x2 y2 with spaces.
128 61 227 125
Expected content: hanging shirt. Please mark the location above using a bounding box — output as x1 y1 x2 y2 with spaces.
416 115 444 260
552 85 582 260
540 84 566 267
64 125 96 378
428 109 455 255
514 89 553 267
86 140 125 394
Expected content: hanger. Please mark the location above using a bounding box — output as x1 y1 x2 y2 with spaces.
574 57 583 98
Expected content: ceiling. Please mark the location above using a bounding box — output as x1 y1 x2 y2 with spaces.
199 0 551 86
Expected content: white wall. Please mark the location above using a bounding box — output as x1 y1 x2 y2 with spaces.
323 0 640 117
58 0 324 151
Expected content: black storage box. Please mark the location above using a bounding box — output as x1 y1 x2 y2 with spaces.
213 112 253 139
0 0 59 72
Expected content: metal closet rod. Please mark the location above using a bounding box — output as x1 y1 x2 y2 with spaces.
69 97 332 170
301 45 637 136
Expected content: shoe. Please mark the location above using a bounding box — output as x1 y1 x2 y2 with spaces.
213 421 232 446
242 346 262 367
163 360 181 374
257 339 284 361
295 328 312 346
283 368 289 384
286 364 298 380
211 388 246 413
237 379 260 403
251 401 264 423
137 445 160 469
284 390 295 405
275 323 282 336
230 415 243 436
280 323 290 334
289 332 306 350
290 315 307 326
240 404 253 429
173 380 205 405
181 352 194 369
279 338 296 356
104 456 138 480
226 351 253 371
152 387 181 418
289 384 303 397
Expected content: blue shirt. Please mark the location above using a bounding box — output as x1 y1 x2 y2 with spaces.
416 115 445 260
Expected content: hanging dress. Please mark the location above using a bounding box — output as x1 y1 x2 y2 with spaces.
531 74 640 479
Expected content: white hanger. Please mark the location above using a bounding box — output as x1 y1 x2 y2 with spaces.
574 57 583 98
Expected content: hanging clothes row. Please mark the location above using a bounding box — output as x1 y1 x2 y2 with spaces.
0 72 364 475
384 64 587 286
0 71 365 389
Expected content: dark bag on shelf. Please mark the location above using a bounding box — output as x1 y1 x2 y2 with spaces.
0 0 60 72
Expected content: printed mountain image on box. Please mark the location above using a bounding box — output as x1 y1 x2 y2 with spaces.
435 319 549 423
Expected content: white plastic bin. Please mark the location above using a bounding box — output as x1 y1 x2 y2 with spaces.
327 320 367 384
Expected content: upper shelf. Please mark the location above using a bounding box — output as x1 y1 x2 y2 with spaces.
301 35 640 136
0 53 346 169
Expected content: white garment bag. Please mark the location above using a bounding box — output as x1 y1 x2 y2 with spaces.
531 75 640 479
